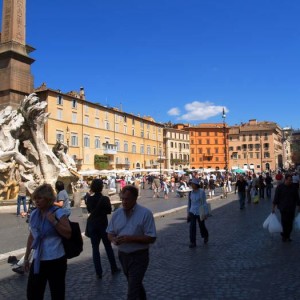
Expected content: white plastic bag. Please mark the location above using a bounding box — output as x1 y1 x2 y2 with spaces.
268 213 283 233
263 213 273 229
294 213 300 231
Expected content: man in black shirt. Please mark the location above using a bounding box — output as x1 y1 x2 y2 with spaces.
235 175 248 210
272 174 300 242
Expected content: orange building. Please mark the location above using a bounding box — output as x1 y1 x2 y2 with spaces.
185 123 228 170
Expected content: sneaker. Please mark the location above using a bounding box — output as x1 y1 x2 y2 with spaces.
12 265 24 275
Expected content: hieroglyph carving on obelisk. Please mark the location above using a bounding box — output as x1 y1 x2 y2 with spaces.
1 0 26 44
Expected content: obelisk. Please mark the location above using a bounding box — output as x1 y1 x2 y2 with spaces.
0 0 35 110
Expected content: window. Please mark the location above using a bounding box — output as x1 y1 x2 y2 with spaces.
57 95 63 105
84 104 88 113
71 134 78 147
256 152 260 159
105 121 110 130
124 115 127 123
124 125 127 134
95 118 100 128
124 142 128 152
215 139 218 144
72 99 77 108
56 130 64 142
229 146 234 151
95 109 99 117
206 139 210 144
237 146 241 151
57 109 63 120
95 137 100 149
215 148 219 154
264 152 270 158
147 146 151 155
198 139 202 144
215 132 218 136
115 140 120 151
255 134 259 141
191 132 194 136
132 119 135 125
84 115 89 125
264 133 268 140
231 152 238 159
249 134 252 141
132 128 135 136
242 134 246 141
132 144 136 153
216 157 219 161
115 123 119 132
83 135 90 147
72 112 77 123
140 145 144 154
141 131 144 138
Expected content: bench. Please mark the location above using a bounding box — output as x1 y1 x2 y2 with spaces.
111 200 122 211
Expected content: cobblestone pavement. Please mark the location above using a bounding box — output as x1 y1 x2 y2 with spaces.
1 189 300 299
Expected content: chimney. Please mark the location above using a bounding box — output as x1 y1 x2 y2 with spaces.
79 87 85 100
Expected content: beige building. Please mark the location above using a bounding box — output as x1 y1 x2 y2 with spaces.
35 84 164 171
163 123 190 170
228 119 283 172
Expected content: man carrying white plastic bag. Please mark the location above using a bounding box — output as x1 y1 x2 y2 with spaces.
272 174 300 242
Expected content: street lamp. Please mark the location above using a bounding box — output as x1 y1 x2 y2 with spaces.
222 108 228 173
66 126 70 147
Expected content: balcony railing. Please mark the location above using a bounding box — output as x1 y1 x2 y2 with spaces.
102 143 117 155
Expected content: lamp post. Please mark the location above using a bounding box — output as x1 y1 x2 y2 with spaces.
66 126 70 147
222 108 228 173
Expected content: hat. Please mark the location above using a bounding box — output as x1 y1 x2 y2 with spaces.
191 178 200 186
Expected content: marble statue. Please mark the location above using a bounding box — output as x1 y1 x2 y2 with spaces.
0 93 79 201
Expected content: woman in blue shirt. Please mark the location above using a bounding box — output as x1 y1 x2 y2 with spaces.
24 183 71 299
187 178 209 248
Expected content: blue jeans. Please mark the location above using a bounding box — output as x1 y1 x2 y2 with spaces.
238 191 246 209
266 184 272 199
88 223 118 276
17 195 27 216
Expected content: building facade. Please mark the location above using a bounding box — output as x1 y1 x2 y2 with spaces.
35 84 164 171
185 123 228 170
228 119 283 172
163 123 190 170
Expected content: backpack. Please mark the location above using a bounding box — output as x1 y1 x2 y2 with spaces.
54 208 83 259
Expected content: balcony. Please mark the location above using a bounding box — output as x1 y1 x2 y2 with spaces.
102 142 117 155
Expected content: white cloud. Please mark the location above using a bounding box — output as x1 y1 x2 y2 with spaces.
176 101 228 121
167 107 180 116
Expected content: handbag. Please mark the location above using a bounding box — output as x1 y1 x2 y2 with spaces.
53 208 83 259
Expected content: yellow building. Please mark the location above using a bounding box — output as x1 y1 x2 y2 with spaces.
35 84 164 171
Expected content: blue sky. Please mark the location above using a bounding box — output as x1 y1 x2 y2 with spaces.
1 0 299 128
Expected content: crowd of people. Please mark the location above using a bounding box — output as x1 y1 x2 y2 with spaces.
8 167 300 299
